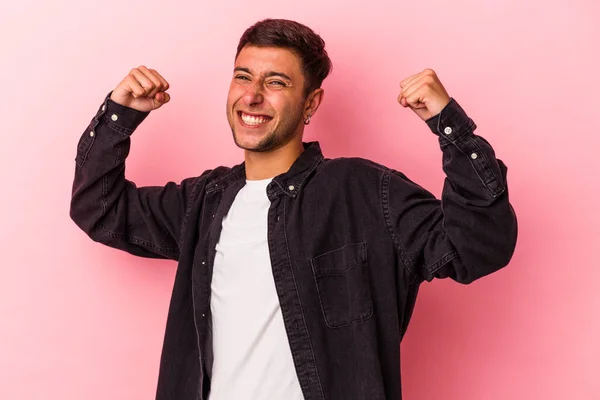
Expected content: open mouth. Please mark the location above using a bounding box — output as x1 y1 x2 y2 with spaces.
237 111 273 127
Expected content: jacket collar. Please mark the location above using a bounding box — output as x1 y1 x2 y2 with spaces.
206 142 324 198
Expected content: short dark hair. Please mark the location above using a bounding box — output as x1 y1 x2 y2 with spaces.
236 19 333 96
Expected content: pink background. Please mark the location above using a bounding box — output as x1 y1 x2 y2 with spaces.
1 0 599 399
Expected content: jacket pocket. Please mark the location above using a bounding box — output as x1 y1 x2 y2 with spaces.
310 242 373 328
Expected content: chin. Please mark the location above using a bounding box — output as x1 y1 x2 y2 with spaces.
232 131 274 152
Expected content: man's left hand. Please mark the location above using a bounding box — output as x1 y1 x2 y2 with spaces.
397 69 451 121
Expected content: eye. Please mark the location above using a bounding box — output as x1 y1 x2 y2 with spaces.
235 75 250 81
268 80 286 86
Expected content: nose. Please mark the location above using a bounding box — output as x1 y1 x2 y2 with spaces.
242 81 264 106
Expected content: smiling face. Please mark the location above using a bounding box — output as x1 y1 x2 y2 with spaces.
226 45 309 153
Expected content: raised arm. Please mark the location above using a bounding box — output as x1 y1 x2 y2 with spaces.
385 69 518 283
70 66 202 261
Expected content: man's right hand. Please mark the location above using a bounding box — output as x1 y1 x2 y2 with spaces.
110 66 171 112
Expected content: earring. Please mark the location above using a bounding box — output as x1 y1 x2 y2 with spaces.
303 115 312 125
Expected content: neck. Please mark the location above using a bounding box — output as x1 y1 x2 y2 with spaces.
244 138 304 181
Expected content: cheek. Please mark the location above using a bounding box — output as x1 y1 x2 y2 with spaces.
226 93 235 109
268 94 292 115
226 85 241 108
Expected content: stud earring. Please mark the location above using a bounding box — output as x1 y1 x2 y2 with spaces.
303 115 312 125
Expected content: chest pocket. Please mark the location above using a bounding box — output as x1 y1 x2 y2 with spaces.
310 242 373 328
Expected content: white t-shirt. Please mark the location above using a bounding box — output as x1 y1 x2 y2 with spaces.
207 178 305 400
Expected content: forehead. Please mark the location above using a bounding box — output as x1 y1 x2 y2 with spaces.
234 45 303 78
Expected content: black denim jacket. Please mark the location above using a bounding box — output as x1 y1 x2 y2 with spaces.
70 93 517 400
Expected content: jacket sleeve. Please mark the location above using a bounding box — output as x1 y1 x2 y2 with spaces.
69 93 204 261
383 99 518 284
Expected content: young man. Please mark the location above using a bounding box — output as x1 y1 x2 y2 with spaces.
70 18 517 400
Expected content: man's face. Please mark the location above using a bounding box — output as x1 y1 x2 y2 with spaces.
226 45 307 152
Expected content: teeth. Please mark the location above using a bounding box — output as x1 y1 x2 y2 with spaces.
241 113 269 126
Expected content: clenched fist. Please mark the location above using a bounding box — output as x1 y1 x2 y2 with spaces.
110 66 171 112
397 69 450 121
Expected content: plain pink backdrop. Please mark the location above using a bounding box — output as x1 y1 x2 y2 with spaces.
1 0 599 399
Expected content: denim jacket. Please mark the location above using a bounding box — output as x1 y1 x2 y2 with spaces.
70 93 517 400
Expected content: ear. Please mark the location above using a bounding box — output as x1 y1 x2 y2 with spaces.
304 88 325 119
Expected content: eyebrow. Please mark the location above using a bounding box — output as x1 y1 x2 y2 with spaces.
234 67 292 82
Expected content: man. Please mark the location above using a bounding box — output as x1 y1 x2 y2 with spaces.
70 18 517 400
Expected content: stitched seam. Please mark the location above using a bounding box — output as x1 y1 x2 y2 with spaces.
115 145 122 165
77 100 108 167
283 200 325 399
101 175 108 216
381 170 421 281
190 264 203 397
453 137 491 195
273 153 324 197
98 223 179 254
311 241 365 260
206 167 245 194
465 135 505 196
314 262 362 276
76 127 95 168
426 250 459 275
438 118 476 147
106 120 136 136
310 258 336 328
310 242 374 328
99 171 179 256
293 154 324 193
463 135 497 187
453 135 504 198
178 176 205 251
